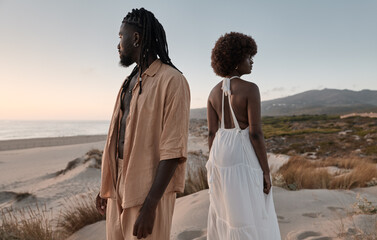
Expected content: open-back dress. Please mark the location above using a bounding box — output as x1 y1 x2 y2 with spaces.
206 77 281 239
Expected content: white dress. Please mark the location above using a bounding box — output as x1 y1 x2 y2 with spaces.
206 77 281 240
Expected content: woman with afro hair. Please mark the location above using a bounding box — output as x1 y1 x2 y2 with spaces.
206 32 281 239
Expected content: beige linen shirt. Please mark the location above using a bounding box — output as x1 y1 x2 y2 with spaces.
100 59 190 209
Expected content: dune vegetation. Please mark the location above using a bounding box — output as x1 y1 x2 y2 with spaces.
0 192 104 240
1 115 376 239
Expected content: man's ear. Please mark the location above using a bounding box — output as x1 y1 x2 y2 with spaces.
133 32 141 47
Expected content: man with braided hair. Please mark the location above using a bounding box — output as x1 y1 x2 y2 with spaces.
96 8 190 240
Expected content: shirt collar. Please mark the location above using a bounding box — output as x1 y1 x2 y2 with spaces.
142 59 162 77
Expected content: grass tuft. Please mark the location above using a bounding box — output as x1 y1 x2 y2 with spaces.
178 166 208 198
353 194 377 215
277 156 332 189
0 192 105 240
277 156 377 190
335 195 377 239
14 192 34 202
56 192 105 237
0 204 58 240
330 163 377 189
84 149 103 169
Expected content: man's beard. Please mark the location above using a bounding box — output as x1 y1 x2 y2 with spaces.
119 53 134 67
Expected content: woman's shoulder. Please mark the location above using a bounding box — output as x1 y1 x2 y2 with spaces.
237 78 258 88
231 78 259 95
208 81 223 97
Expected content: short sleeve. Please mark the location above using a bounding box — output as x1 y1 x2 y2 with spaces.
159 74 190 161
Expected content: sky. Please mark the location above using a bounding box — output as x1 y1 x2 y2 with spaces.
0 0 376 120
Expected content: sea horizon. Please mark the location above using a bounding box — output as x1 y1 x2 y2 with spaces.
0 120 110 141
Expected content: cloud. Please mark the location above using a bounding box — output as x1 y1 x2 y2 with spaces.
271 87 286 92
79 67 95 75
262 87 286 97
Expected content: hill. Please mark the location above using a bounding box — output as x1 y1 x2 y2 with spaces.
261 89 377 116
190 89 377 118
190 108 207 119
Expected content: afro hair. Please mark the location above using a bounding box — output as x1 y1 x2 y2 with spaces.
211 32 257 77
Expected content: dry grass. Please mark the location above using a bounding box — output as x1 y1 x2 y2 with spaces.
14 192 34 202
86 148 103 157
57 148 103 175
276 156 377 190
178 167 208 198
0 192 105 240
334 195 377 239
323 157 363 169
353 194 377 215
277 156 332 189
57 192 105 237
330 164 377 189
0 204 58 240
84 149 103 169
336 216 377 240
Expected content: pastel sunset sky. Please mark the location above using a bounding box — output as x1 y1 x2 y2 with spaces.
1 0 376 120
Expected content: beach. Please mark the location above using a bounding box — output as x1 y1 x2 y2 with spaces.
0 136 106 188
0 135 107 151
1 135 377 239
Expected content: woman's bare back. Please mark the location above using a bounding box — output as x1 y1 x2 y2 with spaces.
208 77 260 130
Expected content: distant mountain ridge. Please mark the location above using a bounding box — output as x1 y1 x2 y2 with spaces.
190 89 377 119
261 89 377 116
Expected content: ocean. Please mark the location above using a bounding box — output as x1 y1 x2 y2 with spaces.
0 120 110 141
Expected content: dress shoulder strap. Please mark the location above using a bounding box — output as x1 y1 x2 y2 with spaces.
221 76 240 130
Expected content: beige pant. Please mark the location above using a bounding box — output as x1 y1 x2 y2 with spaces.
106 158 176 240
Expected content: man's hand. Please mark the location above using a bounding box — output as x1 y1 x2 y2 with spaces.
132 159 179 238
133 199 157 239
263 173 272 194
95 193 107 216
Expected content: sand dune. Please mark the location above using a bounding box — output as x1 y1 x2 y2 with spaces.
1 135 376 239
0 135 107 151
67 186 377 240
0 138 105 219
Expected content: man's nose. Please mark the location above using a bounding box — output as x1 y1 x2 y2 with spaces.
117 43 120 50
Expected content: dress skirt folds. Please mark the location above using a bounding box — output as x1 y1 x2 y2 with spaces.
206 77 281 240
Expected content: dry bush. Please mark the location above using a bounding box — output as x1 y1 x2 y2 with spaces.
178 167 208 198
330 164 377 189
322 157 364 169
0 193 106 240
335 195 377 239
277 156 331 189
353 194 377 215
57 192 105 237
277 156 377 190
14 192 34 202
336 216 377 240
0 204 58 240
86 149 103 156
84 149 103 169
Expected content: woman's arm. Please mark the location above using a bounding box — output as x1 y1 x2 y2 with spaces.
207 98 219 151
247 83 271 193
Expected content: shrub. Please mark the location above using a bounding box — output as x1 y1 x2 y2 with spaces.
277 156 331 189
178 167 208 198
0 204 57 240
57 192 105 237
14 192 34 202
277 156 377 190
330 164 377 189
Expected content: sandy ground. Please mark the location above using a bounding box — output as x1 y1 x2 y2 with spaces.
0 135 107 151
67 186 377 240
0 137 106 219
1 135 376 240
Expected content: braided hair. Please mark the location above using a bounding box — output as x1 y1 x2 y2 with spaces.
121 8 180 96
